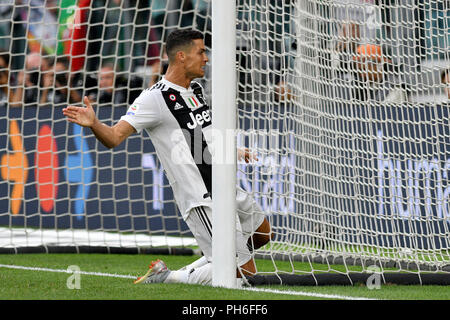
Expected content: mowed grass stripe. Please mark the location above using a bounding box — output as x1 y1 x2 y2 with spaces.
0 263 372 300
1 254 449 300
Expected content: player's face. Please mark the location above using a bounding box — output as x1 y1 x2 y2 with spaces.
184 39 208 79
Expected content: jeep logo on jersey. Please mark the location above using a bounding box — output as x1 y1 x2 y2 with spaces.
186 109 211 129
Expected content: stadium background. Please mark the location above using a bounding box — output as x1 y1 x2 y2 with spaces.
0 0 448 250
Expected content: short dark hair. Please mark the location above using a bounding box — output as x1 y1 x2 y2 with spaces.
56 56 70 69
166 29 204 62
101 60 116 71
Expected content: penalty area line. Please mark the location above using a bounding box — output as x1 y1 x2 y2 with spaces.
0 264 377 300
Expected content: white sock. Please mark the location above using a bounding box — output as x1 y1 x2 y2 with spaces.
187 263 212 286
178 256 209 271
164 269 190 284
164 263 212 286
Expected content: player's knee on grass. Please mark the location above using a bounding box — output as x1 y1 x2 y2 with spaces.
237 258 256 278
247 218 273 250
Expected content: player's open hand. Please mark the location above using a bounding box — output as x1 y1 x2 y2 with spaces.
238 147 258 163
63 96 96 128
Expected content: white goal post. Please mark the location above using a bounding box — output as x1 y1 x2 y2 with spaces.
0 0 449 286
211 0 237 288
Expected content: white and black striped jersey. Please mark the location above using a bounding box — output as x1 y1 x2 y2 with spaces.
120 77 212 219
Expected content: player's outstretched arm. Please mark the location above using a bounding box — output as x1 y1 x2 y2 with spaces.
63 96 96 127
63 96 136 149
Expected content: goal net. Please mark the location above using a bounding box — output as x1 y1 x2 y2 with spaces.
235 0 450 285
0 0 449 285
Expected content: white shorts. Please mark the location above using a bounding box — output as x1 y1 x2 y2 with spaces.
185 188 266 266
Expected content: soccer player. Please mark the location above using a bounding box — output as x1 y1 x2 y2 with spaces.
63 29 272 286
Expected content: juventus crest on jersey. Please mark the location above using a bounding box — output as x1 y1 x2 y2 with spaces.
120 77 213 219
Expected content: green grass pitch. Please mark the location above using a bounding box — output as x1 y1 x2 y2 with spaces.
0 253 449 300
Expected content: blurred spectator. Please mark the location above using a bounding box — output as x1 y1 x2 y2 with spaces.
441 69 450 100
39 56 83 106
39 58 54 105
88 62 125 105
98 63 117 103
87 61 144 106
274 80 293 102
55 56 83 103
332 22 362 79
10 52 52 107
350 44 408 104
236 0 295 104
0 50 12 107
70 68 97 104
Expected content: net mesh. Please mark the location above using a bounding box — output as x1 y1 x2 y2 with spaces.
235 0 449 276
0 0 449 278
0 0 213 249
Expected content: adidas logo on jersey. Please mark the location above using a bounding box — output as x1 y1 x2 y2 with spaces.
174 102 183 110
186 110 211 129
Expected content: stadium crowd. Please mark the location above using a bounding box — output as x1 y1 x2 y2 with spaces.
0 0 209 108
0 0 448 109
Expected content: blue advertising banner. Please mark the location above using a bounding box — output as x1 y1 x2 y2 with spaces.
0 103 448 249
237 102 450 250
0 106 182 233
